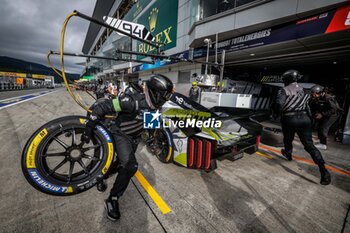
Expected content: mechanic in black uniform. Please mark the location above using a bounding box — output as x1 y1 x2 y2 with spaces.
310 85 342 150
94 78 107 99
189 81 201 102
81 74 173 221
275 70 331 185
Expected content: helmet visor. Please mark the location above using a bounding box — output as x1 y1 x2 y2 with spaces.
163 91 172 101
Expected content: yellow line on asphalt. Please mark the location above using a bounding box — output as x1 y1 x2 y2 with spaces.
256 151 273 159
134 170 172 215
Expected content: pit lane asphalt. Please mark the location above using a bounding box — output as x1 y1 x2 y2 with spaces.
0 88 52 100
0 89 349 233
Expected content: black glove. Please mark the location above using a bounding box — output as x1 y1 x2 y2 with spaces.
81 119 97 144
81 99 115 144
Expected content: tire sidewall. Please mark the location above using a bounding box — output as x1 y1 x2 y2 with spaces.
21 116 115 196
155 128 173 163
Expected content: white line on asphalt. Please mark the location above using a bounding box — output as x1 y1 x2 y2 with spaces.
0 90 59 111
0 90 54 102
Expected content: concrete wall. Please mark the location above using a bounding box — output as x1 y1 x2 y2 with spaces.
165 0 191 55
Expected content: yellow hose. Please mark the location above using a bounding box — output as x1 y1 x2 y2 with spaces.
58 12 115 118
47 51 92 110
47 52 96 102
47 52 67 80
59 12 92 112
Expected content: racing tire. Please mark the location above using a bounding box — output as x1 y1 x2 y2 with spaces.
260 127 284 147
153 129 173 164
21 115 115 196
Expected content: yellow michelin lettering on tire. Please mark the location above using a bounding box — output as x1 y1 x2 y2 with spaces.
166 146 172 162
79 118 86 124
26 128 48 168
102 142 114 174
66 186 73 193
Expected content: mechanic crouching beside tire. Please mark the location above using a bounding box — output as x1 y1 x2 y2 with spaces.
275 70 331 185
81 74 174 221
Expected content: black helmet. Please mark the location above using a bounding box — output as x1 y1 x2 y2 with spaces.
146 74 173 108
281 70 302 85
97 78 103 85
311 85 323 94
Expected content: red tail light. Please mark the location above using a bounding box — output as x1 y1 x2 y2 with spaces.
188 138 195 167
196 140 203 168
187 137 213 170
256 135 260 149
205 141 211 170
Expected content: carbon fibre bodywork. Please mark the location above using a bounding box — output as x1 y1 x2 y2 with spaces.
146 93 264 171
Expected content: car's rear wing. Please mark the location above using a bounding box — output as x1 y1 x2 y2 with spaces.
169 92 271 123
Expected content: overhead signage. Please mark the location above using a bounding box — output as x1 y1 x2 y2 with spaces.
103 16 154 41
32 74 47 79
0 71 26 78
0 71 49 79
326 4 350 33
132 3 350 72
132 50 189 73
136 0 178 57
194 4 350 58
123 0 152 22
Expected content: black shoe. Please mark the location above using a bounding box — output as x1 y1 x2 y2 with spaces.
96 180 107 193
281 149 292 161
104 197 120 221
320 170 331 185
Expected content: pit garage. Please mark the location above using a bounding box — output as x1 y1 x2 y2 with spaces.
222 26 350 143
190 5 350 145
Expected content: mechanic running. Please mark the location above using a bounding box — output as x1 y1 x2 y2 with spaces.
310 85 343 150
275 70 331 185
81 74 174 220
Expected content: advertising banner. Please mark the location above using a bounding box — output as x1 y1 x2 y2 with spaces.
32 74 46 79
132 3 350 72
136 0 178 58
123 0 152 22
194 4 350 58
16 78 24 85
0 71 26 78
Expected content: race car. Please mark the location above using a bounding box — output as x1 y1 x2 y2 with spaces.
143 93 264 171
21 92 264 196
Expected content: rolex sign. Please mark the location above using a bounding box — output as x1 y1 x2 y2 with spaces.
136 0 178 57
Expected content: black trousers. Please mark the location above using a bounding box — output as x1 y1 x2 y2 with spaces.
281 113 325 166
317 115 339 145
106 129 139 199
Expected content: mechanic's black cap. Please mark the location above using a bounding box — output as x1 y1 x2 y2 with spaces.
311 85 323 94
282 69 302 84
96 78 103 85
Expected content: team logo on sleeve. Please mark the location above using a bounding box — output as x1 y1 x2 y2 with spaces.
143 110 161 129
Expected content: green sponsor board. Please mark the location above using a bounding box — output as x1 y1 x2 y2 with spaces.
136 0 178 58
124 0 152 22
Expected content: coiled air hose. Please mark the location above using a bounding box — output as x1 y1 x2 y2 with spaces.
57 12 114 118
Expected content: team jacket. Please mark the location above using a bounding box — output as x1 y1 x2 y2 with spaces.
312 94 342 117
89 92 151 138
189 86 201 101
275 82 310 115
95 84 107 99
